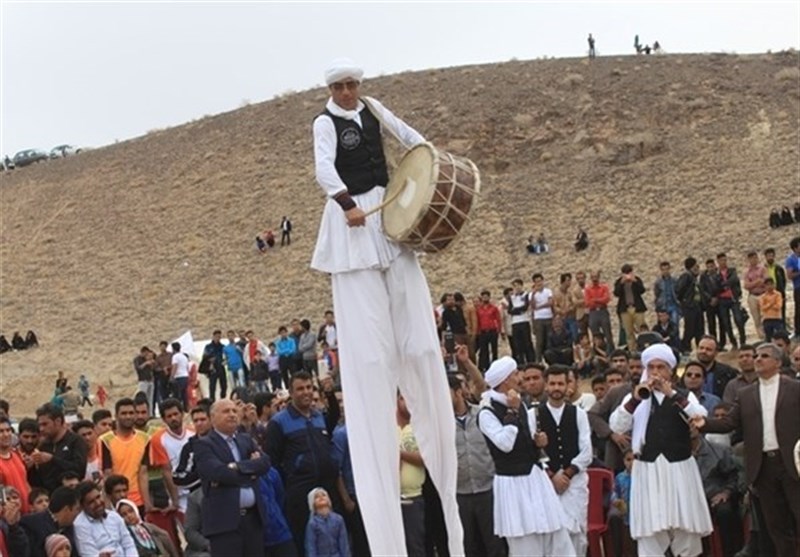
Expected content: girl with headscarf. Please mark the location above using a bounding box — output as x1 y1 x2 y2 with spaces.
115 499 179 557
610 343 713 557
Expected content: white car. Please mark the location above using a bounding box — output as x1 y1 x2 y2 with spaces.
49 144 81 159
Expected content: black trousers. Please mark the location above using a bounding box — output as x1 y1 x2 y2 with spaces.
754 452 800 557
343 496 371 557
208 507 265 557
704 305 719 340
401 496 426 557
680 305 704 352
208 370 227 401
511 322 535 365
709 496 742 557
477 330 499 371
457 490 507 557
794 288 800 334
281 231 291 246
279 356 294 390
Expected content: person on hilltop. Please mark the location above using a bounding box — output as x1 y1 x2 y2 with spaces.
280 216 292 246
574 227 589 252
309 57 463 555
588 33 596 58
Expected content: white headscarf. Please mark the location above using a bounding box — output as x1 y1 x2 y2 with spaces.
631 343 677 454
324 57 363 86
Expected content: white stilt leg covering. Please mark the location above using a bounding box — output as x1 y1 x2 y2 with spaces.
332 251 464 557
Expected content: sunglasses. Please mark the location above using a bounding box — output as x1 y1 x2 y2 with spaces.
331 81 359 92
684 373 703 378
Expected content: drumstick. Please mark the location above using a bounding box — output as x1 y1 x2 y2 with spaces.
362 178 411 217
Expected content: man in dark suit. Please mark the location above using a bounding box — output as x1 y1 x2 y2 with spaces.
195 398 271 557
19 487 80 557
698 342 800 557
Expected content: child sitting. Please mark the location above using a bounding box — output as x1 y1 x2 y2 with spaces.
305 487 350 557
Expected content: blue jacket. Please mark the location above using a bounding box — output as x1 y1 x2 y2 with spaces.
275 336 297 357
257 468 294 547
265 406 338 490
331 424 355 497
305 512 350 557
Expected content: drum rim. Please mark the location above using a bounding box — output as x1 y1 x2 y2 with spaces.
384 142 440 241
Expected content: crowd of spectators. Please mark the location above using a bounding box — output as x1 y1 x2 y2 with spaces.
1 236 799 557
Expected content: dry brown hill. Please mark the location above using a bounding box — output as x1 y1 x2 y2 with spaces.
1 52 799 414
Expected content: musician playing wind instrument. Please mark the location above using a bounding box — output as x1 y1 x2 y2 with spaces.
610 343 712 557
310 57 463 556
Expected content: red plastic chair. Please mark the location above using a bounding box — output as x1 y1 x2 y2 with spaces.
587 467 615 557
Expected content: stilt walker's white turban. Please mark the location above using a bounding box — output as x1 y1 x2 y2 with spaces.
325 57 364 85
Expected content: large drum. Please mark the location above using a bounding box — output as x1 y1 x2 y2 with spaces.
381 142 480 253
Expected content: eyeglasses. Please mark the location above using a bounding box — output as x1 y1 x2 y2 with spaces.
331 81 359 92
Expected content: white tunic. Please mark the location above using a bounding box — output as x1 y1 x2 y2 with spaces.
311 97 425 274
610 392 713 539
478 405 573 538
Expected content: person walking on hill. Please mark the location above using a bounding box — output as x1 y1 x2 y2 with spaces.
281 216 292 246
587 34 596 59
310 57 464 556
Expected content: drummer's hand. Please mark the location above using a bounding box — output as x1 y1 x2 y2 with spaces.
345 207 366 227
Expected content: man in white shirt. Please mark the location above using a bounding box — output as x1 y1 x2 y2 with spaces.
74 481 137 557
539 365 593 556
531 273 554 364
698 342 800 557
170 342 190 410
310 57 463 557
507 278 536 364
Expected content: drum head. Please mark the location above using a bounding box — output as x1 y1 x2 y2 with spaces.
383 143 438 241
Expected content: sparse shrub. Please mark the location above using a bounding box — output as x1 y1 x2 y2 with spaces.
686 98 708 110
775 67 800 82
563 73 584 87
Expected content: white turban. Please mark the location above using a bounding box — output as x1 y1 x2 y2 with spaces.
485 356 518 388
640 342 676 379
325 57 364 86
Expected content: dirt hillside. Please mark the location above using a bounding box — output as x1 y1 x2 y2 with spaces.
1 52 799 414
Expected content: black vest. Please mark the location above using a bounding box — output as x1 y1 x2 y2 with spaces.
323 107 389 195
478 400 535 476
538 403 579 473
639 390 692 463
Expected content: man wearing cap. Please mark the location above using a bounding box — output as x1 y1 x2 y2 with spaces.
310 58 463 556
609 344 712 557
477 356 575 556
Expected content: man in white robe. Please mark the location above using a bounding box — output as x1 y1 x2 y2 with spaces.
610 343 713 556
478 357 575 556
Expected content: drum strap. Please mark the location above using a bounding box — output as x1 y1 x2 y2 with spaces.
361 96 404 169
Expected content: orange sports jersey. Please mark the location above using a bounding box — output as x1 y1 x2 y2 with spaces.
99 429 150 506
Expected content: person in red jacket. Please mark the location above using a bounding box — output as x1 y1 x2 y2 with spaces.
584 270 615 350
475 290 502 371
